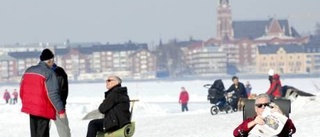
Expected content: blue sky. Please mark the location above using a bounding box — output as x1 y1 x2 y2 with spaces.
0 0 319 44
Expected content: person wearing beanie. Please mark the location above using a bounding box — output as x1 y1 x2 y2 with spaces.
40 48 54 61
20 48 66 137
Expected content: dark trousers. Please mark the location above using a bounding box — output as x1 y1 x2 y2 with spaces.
217 98 226 110
231 97 239 111
181 103 188 112
30 115 50 137
86 119 104 137
13 98 18 104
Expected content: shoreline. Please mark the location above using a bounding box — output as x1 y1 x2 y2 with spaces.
1 73 319 86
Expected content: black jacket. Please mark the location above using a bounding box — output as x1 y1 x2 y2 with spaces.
226 82 247 98
53 66 69 107
98 85 130 132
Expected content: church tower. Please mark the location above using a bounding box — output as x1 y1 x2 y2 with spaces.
216 0 233 40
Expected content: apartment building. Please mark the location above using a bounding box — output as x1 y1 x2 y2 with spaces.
186 45 227 76
256 45 306 74
0 54 17 81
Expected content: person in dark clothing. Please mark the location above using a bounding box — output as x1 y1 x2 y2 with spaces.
86 75 130 137
52 63 71 137
52 63 69 107
226 76 247 111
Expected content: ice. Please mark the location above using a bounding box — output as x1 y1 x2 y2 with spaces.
0 77 319 136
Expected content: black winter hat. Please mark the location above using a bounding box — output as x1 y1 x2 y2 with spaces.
40 49 54 61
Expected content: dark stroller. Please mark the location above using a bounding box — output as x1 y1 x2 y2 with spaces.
205 79 233 115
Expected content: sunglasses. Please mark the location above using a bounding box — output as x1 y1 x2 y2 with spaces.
255 103 270 108
106 79 115 82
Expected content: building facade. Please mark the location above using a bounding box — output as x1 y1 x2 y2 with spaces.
130 49 157 79
256 45 307 74
209 0 309 73
186 45 227 76
0 54 17 81
5 42 156 81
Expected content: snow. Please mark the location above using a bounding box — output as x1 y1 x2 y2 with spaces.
0 77 319 137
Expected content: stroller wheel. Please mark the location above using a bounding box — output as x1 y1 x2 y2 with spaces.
225 105 233 114
210 106 218 115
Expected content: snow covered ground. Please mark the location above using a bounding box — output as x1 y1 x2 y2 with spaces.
0 77 319 137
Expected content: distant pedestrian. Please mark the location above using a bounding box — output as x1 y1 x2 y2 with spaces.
245 81 252 97
12 89 19 104
20 49 65 137
3 89 11 104
52 63 71 137
179 87 189 112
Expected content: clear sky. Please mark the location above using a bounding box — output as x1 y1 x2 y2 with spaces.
0 0 319 44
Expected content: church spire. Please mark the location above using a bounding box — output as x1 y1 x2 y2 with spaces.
220 0 229 5
216 0 233 40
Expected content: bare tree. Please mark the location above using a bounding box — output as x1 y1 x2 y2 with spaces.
155 40 187 77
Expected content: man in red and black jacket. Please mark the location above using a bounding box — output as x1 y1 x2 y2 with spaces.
20 49 65 137
233 93 295 137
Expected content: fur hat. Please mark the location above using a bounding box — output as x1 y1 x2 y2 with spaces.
40 49 54 61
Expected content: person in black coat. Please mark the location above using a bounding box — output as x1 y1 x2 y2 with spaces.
226 76 247 111
86 76 130 137
52 63 69 107
52 63 71 137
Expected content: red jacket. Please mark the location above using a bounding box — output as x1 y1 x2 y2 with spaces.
20 73 57 120
179 91 189 104
3 91 10 100
233 117 296 137
267 80 282 98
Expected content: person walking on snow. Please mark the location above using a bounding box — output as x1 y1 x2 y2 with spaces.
179 87 189 112
12 89 18 104
3 89 10 104
20 49 65 137
52 63 71 137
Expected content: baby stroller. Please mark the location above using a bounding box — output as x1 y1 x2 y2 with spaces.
204 79 233 115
